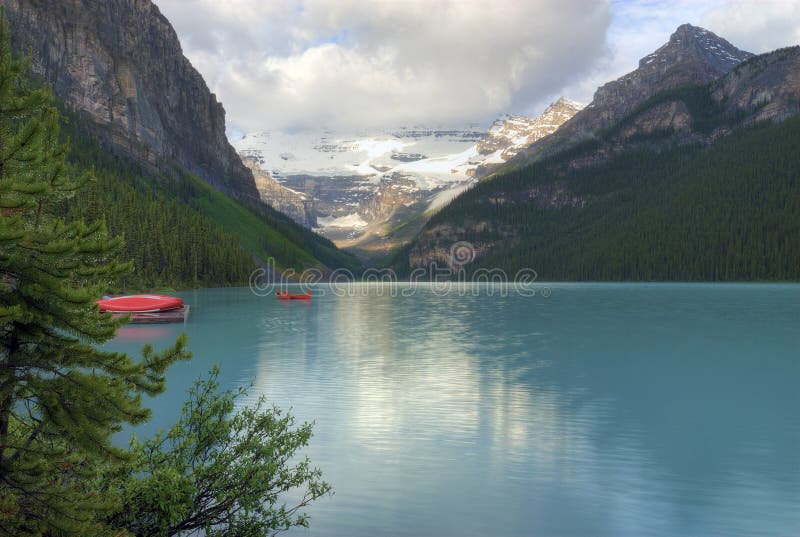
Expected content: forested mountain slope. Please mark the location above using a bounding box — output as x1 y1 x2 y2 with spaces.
397 115 800 280
395 43 800 281
60 110 360 289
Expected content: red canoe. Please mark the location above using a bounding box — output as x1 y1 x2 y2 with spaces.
97 294 184 313
276 291 311 300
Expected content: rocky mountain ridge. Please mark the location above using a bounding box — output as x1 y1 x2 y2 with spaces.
240 156 314 227
2 0 260 203
519 24 754 162
474 97 583 176
712 45 800 123
478 98 583 157
544 43 800 172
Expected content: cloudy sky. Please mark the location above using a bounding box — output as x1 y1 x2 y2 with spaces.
153 0 800 137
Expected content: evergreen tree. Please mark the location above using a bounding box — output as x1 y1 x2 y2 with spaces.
0 14 189 534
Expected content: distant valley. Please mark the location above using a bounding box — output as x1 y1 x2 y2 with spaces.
233 98 583 259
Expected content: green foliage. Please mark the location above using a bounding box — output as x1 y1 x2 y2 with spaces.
104 367 332 537
172 166 317 271
0 14 191 534
399 115 800 281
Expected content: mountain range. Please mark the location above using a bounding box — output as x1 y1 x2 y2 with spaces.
394 24 800 280
3 0 798 283
234 97 583 259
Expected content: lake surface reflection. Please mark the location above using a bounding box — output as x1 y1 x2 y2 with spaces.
106 283 800 536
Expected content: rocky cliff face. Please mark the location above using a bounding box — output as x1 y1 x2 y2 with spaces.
570 24 752 134
2 0 259 203
360 173 428 224
240 157 315 227
712 46 800 123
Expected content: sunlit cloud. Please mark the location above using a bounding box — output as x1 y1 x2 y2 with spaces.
155 0 611 133
153 0 800 135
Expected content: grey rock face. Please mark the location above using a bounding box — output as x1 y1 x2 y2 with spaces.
574 24 753 134
241 156 315 227
2 0 259 203
712 46 800 123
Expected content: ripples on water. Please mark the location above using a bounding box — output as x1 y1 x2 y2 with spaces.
106 284 800 537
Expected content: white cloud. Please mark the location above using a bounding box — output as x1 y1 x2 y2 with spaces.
153 0 800 135
701 0 800 53
154 0 611 133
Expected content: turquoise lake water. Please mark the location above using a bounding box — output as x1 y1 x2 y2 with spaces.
104 283 800 536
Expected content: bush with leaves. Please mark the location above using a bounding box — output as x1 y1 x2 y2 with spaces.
104 366 332 537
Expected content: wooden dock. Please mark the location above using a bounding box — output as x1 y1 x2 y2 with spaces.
114 306 190 324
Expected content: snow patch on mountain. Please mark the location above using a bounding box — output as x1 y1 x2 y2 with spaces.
477 98 584 161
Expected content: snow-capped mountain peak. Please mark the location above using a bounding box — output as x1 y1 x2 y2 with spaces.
640 23 753 72
477 97 584 160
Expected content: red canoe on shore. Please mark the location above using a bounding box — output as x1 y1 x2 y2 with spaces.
97 294 184 312
276 291 312 300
